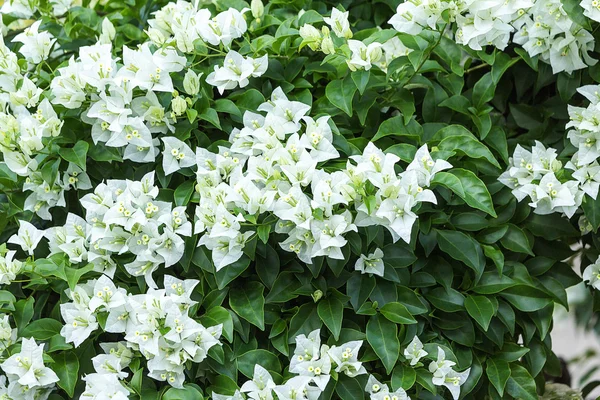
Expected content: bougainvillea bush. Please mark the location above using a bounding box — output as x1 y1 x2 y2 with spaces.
4 0 600 398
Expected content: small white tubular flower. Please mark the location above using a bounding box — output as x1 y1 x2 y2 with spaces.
347 40 382 71
404 335 428 366
355 248 385 277
162 137 195 175
324 8 352 39
365 375 388 395
8 220 45 255
583 256 600 290
1 338 59 388
13 21 57 64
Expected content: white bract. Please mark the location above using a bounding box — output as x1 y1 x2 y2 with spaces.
355 248 385 277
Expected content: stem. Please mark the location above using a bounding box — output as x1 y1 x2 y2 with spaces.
465 62 489 74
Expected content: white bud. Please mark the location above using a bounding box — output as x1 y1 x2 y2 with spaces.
251 0 264 19
299 24 322 51
183 70 200 96
102 18 116 41
146 28 166 45
172 96 187 116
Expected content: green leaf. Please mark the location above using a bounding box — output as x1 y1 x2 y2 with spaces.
506 364 538 400
20 318 63 340
237 349 282 379
215 256 251 290
392 364 417 391
326 75 357 116
465 295 496 331
379 302 417 324
351 70 370 95
229 281 265 330
366 314 400 374
317 296 344 340
58 141 89 170
335 375 365 400
64 263 95 291
472 72 496 109
372 116 422 142
486 358 511 396
500 224 534 255
54 351 79 397
432 169 496 217
200 306 234 342
435 229 485 278
163 385 204 400
438 135 500 168
582 194 600 232
14 297 34 333
174 180 195 206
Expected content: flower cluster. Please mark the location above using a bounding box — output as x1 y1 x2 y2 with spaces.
500 84 600 218
365 336 470 400
0 338 59 399
43 173 192 287
213 328 366 400
80 342 132 400
299 8 412 72
499 141 582 218
60 275 222 388
388 0 596 74
147 2 249 52
192 87 449 270
206 50 268 94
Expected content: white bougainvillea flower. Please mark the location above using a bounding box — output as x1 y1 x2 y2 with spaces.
1 338 59 388
404 335 428 366
434 368 471 400
8 220 45 255
13 21 56 64
328 341 366 377
323 8 352 39
241 365 276 400
162 137 195 175
407 145 452 187
347 40 382 71
355 248 385 277
0 251 22 285
583 256 600 290
59 304 99 347
428 347 456 381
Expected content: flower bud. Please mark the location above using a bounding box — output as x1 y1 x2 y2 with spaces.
183 70 200 96
299 24 322 51
146 28 166 45
321 36 335 55
251 0 264 19
368 45 383 64
171 96 187 116
311 290 323 302
102 18 116 41
551 159 563 172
